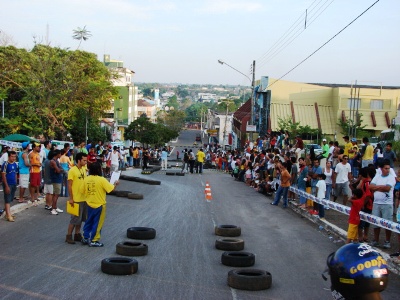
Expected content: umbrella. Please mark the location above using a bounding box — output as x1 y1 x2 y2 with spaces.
2 134 40 142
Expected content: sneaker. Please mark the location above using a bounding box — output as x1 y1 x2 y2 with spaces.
89 241 104 247
81 238 89 245
383 241 391 249
32 200 38 207
55 208 64 213
0 209 4 216
370 240 380 247
50 209 58 215
44 205 51 210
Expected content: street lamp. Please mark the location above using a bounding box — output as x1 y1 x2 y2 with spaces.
218 59 256 140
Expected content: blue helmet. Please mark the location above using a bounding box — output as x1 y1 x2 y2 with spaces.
327 243 388 298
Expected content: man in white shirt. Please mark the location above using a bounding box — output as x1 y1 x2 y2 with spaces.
110 146 121 173
370 159 396 249
332 155 353 205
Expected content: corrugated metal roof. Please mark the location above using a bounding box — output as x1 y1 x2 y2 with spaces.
270 103 336 134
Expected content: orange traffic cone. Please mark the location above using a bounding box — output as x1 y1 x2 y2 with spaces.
205 182 212 202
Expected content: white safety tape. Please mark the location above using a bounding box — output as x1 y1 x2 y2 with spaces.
290 187 400 234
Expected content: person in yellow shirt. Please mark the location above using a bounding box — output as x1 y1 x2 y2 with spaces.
196 148 206 174
361 137 374 168
65 152 88 244
343 136 353 156
81 162 119 247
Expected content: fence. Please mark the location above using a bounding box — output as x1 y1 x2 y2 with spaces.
289 187 400 234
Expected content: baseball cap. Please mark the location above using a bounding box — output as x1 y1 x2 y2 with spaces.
351 138 357 142
322 139 327 142
21 141 30 149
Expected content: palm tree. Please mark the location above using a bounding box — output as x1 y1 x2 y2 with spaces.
72 26 92 49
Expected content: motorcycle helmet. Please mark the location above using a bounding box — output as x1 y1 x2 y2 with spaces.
327 243 388 299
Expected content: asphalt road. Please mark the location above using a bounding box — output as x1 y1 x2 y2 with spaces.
1 130 399 299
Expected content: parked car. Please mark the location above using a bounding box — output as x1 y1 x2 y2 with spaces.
195 134 201 142
300 144 324 157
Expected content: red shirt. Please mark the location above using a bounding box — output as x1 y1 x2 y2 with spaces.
361 179 373 210
88 152 97 164
349 198 364 225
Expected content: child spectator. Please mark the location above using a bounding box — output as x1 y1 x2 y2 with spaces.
245 165 252 185
346 188 365 244
316 173 327 220
357 167 374 242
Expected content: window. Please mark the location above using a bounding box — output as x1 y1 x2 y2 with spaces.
370 99 383 109
348 98 360 109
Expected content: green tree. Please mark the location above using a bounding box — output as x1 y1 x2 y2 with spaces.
337 113 369 138
166 95 179 110
277 115 300 138
72 26 92 49
0 45 117 139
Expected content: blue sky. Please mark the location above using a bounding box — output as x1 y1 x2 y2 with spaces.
1 0 399 86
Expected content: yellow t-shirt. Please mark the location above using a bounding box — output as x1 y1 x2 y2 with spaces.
344 142 353 156
68 165 87 202
29 151 41 173
196 151 205 163
82 175 114 209
363 145 374 160
348 145 358 159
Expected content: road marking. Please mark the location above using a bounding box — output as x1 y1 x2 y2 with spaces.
0 284 57 300
230 287 238 300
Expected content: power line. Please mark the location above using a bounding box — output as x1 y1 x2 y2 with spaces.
267 0 381 89
257 0 334 68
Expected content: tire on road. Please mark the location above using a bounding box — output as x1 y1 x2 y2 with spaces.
227 269 272 291
127 227 156 240
107 190 117 195
115 190 130 197
175 172 184 176
101 257 138 275
215 238 244 251
116 242 148 256
147 180 161 185
127 193 144 200
215 225 241 237
166 172 175 176
221 251 255 267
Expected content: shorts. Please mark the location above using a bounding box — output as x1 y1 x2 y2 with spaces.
30 172 41 187
359 208 372 229
19 174 30 188
44 184 54 195
52 183 61 195
70 202 88 225
372 204 393 228
3 184 17 204
347 224 359 240
334 182 351 197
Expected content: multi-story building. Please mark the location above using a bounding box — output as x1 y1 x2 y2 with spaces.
103 54 139 141
137 99 157 123
232 77 400 149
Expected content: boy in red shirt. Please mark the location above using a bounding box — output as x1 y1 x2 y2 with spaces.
357 167 375 242
346 188 366 244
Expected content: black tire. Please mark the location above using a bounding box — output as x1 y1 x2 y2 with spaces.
166 172 175 176
107 190 117 195
127 193 144 200
215 225 241 237
221 251 255 267
115 191 130 197
147 180 161 185
127 227 156 240
227 269 272 291
215 238 244 251
119 175 129 180
175 172 184 176
101 257 138 275
116 242 148 256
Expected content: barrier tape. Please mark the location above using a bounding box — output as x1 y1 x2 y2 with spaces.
290 187 400 234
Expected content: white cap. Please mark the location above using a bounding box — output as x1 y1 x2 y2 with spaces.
322 139 327 142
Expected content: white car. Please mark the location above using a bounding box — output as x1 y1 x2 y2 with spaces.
300 144 324 157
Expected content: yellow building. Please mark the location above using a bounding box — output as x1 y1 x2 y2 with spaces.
261 78 400 139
